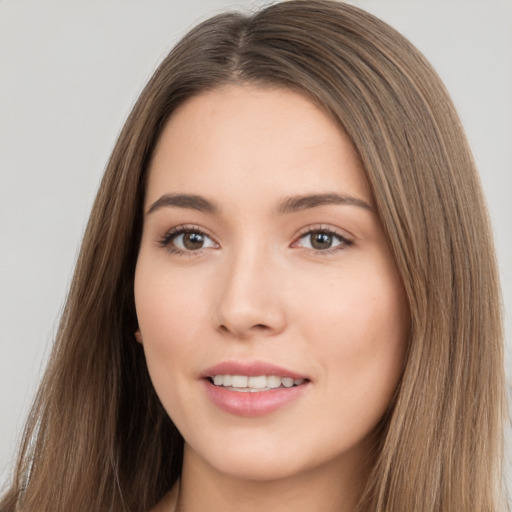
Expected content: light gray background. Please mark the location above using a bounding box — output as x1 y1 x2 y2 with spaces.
1 0 511 494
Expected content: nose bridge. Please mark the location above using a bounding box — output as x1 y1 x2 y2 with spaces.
214 239 286 338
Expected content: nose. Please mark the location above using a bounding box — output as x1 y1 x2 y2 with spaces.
213 248 287 340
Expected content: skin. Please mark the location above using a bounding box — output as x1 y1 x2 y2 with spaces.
135 85 409 512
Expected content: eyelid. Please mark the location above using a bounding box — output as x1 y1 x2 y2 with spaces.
155 223 353 256
291 224 354 253
156 224 219 255
294 223 354 239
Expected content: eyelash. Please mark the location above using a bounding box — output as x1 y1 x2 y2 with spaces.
293 225 354 255
156 224 217 256
156 224 354 256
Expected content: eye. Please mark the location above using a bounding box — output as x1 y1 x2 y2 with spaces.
174 231 216 251
294 228 353 253
158 226 218 254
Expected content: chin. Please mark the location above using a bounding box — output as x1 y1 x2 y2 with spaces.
185 433 320 482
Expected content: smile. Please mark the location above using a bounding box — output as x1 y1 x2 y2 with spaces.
211 374 306 392
201 362 310 416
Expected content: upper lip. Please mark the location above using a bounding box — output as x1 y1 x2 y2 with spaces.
201 360 309 380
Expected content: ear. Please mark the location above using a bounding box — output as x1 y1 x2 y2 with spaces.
134 329 143 344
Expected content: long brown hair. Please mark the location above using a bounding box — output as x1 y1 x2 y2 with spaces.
1 1 507 510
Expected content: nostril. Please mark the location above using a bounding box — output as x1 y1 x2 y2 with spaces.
217 323 271 336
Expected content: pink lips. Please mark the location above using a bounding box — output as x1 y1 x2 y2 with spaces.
201 361 310 417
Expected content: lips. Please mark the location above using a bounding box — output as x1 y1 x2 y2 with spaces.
211 374 305 390
201 361 310 417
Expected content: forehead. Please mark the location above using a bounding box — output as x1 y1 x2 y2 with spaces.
146 85 370 208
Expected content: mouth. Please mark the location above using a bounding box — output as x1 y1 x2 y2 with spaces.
201 361 310 416
207 374 307 392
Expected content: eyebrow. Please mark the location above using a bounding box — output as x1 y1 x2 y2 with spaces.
147 193 220 215
146 192 373 216
277 193 373 214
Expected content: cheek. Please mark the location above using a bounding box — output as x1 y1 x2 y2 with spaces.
296 263 408 423
134 275 210 434
134 259 207 394
135 256 206 340
297 261 407 348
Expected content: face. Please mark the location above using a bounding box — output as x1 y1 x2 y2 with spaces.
134 85 409 483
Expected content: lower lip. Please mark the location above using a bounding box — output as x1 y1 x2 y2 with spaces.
202 379 309 417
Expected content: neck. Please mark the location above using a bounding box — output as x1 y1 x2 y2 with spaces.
173 443 371 512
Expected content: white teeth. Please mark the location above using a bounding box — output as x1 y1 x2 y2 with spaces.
248 375 267 389
267 375 282 389
281 377 294 388
231 375 248 388
210 374 306 390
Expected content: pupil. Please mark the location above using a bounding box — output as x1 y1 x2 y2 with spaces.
183 232 204 250
311 231 332 250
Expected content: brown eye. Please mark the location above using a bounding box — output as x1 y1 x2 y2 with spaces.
167 230 217 252
182 232 205 250
310 231 334 250
295 229 351 252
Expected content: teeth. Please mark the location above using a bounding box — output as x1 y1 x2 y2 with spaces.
248 375 267 389
282 377 294 388
231 375 248 388
267 375 282 389
210 374 306 390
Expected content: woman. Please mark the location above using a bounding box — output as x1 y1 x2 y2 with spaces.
1 1 507 511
